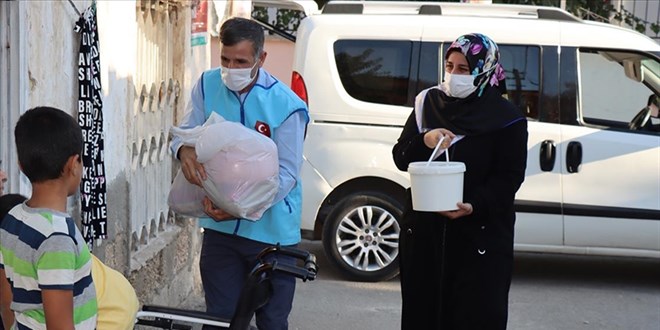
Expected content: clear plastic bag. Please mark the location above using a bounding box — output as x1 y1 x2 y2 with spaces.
167 169 208 218
168 114 279 220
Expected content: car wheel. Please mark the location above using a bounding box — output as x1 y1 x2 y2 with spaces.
322 192 402 282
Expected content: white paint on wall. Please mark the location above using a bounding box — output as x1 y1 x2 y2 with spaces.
95 1 137 182
21 1 89 198
20 1 211 183
24 1 81 111
21 1 133 183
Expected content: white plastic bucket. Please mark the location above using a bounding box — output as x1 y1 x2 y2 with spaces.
407 161 466 212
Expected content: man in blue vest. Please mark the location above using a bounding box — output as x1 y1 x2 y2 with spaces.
170 17 309 330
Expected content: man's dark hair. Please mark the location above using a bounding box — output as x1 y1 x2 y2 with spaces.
14 106 83 183
219 17 265 58
0 194 27 226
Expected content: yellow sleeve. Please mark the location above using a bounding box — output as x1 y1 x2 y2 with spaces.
91 255 140 330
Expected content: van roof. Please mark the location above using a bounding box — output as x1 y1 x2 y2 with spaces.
322 1 580 22
253 0 321 16
300 13 659 51
296 1 659 51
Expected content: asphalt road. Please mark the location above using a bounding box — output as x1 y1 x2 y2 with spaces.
289 240 660 330
173 239 660 330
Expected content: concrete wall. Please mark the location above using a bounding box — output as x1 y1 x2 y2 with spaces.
11 0 210 309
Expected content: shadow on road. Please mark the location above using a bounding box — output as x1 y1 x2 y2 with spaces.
299 240 660 289
301 239 660 289
512 252 660 289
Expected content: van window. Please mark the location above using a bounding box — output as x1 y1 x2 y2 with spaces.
418 43 541 119
417 42 441 92
579 50 658 131
499 46 541 120
334 40 413 106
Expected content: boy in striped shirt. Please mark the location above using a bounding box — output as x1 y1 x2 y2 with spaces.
0 107 97 329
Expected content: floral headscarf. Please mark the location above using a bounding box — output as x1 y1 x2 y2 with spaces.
445 33 506 97
414 33 523 135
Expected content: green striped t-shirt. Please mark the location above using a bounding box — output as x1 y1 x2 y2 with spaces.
0 203 98 329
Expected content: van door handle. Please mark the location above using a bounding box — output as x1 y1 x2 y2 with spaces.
539 140 556 172
566 141 582 173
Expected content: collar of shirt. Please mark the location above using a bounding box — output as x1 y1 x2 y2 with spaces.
237 68 277 100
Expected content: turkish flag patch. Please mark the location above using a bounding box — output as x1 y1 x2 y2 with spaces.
255 121 271 137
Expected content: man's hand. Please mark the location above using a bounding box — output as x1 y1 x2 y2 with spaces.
178 146 207 187
438 202 473 220
202 197 235 222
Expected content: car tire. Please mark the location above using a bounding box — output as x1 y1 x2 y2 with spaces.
322 191 402 282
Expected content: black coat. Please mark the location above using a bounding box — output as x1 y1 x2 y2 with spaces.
392 109 528 329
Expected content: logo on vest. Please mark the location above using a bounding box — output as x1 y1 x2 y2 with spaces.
255 121 271 137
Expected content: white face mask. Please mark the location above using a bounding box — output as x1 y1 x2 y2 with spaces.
442 72 477 99
221 61 258 92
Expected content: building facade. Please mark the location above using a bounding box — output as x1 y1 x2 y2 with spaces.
0 0 209 307
615 0 660 42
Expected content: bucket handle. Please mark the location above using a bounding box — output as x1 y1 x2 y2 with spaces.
426 136 450 166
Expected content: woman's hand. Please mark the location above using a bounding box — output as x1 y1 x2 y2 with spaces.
424 128 456 149
202 197 235 222
178 146 207 187
438 202 473 219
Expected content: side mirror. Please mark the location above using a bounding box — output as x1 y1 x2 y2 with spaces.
623 59 644 82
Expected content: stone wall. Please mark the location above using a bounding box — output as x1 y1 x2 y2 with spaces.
10 0 210 309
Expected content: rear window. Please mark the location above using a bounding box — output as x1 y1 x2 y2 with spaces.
334 40 413 106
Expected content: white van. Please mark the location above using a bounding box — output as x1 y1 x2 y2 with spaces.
261 1 660 281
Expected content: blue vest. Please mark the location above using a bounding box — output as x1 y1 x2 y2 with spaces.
199 68 308 245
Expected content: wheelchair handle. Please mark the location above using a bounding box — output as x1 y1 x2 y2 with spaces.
254 244 318 281
256 244 310 260
272 261 317 282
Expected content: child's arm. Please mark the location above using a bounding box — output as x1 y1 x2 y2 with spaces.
0 268 14 329
36 234 80 330
42 289 75 330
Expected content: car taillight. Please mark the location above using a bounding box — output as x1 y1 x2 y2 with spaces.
291 71 308 105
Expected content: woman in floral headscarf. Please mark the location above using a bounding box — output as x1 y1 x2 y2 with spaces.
392 33 528 329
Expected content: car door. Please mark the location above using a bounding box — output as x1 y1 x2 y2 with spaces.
499 44 566 251
560 48 660 256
